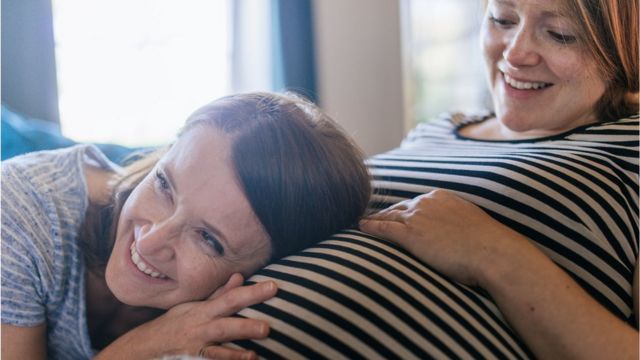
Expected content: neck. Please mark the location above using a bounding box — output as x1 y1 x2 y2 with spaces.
85 269 164 350
461 117 565 141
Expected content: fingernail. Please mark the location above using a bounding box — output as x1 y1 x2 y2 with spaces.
263 281 276 293
258 323 269 336
243 351 257 360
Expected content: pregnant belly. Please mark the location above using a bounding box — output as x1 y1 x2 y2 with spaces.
229 229 532 360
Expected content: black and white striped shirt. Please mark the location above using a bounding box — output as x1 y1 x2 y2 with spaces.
370 113 638 321
233 114 638 359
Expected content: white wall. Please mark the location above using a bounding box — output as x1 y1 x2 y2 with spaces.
312 0 406 156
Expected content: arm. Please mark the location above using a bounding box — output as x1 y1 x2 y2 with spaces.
1 324 46 360
479 225 638 360
360 189 639 360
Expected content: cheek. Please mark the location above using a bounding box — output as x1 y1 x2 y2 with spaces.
114 188 144 238
581 64 607 99
120 189 142 218
121 181 159 220
546 50 585 81
180 253 226 298
480 27 501 63
556 57 606 98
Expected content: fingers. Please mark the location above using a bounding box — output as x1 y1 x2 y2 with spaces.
204 281 277 318
359 218 407 241
209 273 245 300
361 199 412 239
366 198 416 221
199 345 257 360
371 199 411 216
203 317 270 344
365 209 407 223
383 199 411 211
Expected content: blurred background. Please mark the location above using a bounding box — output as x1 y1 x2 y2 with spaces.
2 0 488 159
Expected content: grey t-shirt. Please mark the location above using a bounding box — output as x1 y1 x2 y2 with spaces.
2 145 117 359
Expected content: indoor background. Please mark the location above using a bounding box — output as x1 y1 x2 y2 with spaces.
2 0 488 158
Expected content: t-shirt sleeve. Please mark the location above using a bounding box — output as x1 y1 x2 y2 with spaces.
1 163 50 326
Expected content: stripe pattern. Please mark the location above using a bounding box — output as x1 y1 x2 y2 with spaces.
232 114 638 359
235 231 532 359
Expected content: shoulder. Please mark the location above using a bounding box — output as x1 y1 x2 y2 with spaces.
3 144 119 205
1 145 94 256
570 115 639 142
1 145 118 268
590 114 638 131
566 115 639 167
2 146 89 223
1 146 105 326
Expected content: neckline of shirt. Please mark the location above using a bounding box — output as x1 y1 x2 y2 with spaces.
453 114 602 144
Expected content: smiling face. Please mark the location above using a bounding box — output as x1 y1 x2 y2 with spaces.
481 0 608 138
105 126 272 309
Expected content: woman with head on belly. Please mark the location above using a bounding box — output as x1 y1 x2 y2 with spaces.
1 92 371 359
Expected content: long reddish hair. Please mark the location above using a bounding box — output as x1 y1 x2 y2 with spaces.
565 0 639 120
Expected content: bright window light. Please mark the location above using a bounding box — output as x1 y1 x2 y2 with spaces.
52 0 232 146
407 0 487 124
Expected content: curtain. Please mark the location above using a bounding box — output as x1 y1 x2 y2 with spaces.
271 0 318 103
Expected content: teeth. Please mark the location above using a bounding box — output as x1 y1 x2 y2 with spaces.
130 243 167 279
504 73 551 90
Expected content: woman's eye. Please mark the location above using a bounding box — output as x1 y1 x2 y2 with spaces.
489 15 515 27
200 230 224 256
548 31 577 44
155 170 170 192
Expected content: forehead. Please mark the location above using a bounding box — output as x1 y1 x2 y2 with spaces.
161 126 266 252
490 0 571 15
168 125 233 175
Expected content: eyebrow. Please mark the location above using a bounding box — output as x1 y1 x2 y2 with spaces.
493 0 568 19
541 10 567 19
493 0 515 7
161 164 237 255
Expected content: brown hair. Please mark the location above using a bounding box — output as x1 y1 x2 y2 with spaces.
564 0 639 121
80 149 167 271
80 92 371 270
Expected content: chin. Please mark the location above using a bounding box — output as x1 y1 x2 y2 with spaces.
104 258 145 307
503 122 533 133
104 262 131 303
496 111 536 133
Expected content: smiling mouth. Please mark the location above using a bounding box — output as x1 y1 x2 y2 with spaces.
130 243 168 279
503 73 553 90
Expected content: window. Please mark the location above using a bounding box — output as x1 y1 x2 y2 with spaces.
405 0 488 125
52 0 232 146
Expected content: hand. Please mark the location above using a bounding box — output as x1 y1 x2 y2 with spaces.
196 273 269 359
360 189 527 286
96 274 277 360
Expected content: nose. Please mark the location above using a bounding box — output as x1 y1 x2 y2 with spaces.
502 27 541 68
135 221 178 261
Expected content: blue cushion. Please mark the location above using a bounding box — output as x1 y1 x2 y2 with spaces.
1 106 75 160
1 106 139 164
